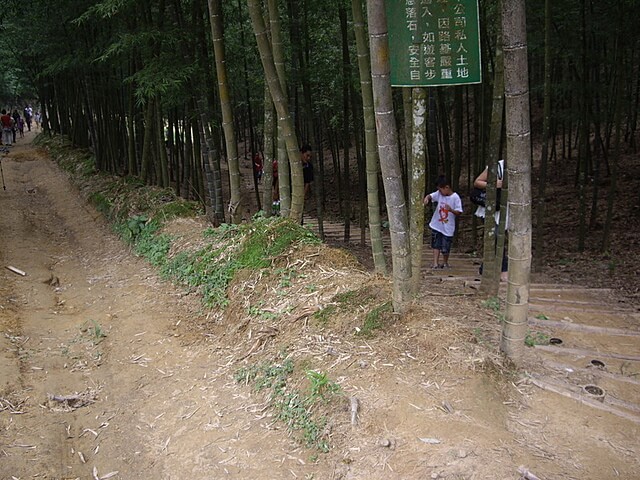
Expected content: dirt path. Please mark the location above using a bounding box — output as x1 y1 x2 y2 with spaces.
0 132 323 479
1 132 639 479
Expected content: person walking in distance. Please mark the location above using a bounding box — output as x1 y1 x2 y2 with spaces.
423 176 463 269
24 105 33 132
300 145 314 200
1 110 14 146
253 152 263 184
11 110 20 144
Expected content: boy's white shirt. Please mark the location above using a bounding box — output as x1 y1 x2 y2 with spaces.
428 191 463 237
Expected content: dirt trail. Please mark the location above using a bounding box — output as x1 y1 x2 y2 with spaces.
0 132 316 479
1 132 639 479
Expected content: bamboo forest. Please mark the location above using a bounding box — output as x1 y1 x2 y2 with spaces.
2 0 640 355
1 2 640 479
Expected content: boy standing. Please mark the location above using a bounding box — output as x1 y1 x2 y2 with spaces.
423 176 463 269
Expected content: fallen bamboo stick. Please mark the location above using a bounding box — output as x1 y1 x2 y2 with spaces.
531 302 637 316
5 265 26 276
530 296 620 307
528 376 640 424
541 359 640 386
534 345 640 362
528 317 640 337
350 397 359 426
529 303 638 316
517 466 542 480
530 286 613 293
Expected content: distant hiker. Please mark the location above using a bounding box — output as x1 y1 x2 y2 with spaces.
17 117 24 138
11 110 20 143
34 111 41 130
23 105 33 131
1 110 14 146
300 144 314 200
423 176 463 269
253 152 263 184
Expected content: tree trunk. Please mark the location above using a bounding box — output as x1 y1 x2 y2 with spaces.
601 7 624 253
209 0 243 224
262 85 277 215
367 0 412 314
352 0 386 274
197 97 225 225
426 90 439 187
577 0 589 252
140 98 154 183
534 0 552 272
155 98 169 187
501 0 533 364
452 87 463 192
437 89 453 182
340 7 351 242
480 18 505 296
267 0 294 218
410 87 427 294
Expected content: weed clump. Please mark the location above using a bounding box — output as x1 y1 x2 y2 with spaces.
313 287 391 338
234 357 342 452
162 217 320 307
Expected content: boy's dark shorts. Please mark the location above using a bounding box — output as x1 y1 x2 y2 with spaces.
431 231 453 254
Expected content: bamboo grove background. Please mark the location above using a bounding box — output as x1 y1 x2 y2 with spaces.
2 0 639 252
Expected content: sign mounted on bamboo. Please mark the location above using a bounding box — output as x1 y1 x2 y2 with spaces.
386 0 482 87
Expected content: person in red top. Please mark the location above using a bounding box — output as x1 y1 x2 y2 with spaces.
0 110 13 146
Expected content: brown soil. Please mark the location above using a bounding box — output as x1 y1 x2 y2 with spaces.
1 131 639 479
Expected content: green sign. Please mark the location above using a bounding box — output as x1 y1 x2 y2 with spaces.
386 0 482 87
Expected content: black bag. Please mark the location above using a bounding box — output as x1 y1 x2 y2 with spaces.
472 161 505 209
470 187 502 210
470 187 486 207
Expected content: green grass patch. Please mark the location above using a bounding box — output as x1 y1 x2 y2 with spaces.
525 330 550 347
313 288 389 338
237 217 320 269
356 301 392 337
482 297 501 311
312 288 374 325
333 290 358 303
234 359 342 452
162 244 233 306
134 223 172 267
89 320 107 345
162 217 320 308
152 200 200 222
247 304 278 320
89 191 112 217
313 305 337 325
